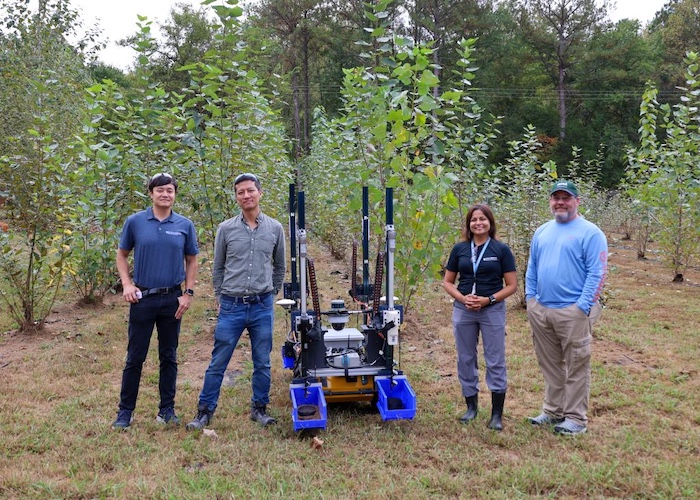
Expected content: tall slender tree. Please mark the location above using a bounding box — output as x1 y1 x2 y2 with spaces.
517 0 610 140
406 0 490 96
249 0 328 157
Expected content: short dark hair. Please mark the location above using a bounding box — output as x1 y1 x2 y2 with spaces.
148 173 178 192
234 173 262 191
463 204 497 241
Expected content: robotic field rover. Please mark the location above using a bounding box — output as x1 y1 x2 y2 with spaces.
277 185 417 431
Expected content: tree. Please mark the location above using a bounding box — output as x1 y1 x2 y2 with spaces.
625 53 700 281
178 0 292 255
137 3 218 93
248 0 328 157
405 0 490 96
302 1 499 312
569 18 659 186
651 0 700 89
0 0 93 167
468 3 553 167
517 0 611 141
0 0 94 331
493 126 556 306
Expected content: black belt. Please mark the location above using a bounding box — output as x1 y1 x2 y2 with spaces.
137 285 180 298
223 291 272 304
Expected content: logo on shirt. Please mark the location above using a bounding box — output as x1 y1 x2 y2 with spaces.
165 231 182 236
483 257 498 261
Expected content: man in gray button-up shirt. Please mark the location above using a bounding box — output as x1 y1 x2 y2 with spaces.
212 200 285 299
187 173 286 430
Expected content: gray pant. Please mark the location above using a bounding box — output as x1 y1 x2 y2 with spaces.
452 301 508 397
527 299 602 426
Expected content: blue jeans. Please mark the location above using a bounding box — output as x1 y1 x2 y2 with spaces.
198 293 275 412
119 291 181 412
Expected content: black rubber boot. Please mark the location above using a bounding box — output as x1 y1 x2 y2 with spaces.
460 394 478 423
250 402 277 427
185 405 213 431
488 392 506 431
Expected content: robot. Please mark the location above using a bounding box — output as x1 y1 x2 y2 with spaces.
277 185 416 431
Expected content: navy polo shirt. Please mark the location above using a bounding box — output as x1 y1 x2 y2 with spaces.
445 238 516 296
119 207 199 288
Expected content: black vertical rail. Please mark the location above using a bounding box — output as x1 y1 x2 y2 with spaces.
362 186 370 298
386 187 394 226
385 187 394 309
288 184 297 294
384 187 396 372
297 190 309 379
298 191 305 240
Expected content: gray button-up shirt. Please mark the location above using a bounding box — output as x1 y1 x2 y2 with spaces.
212 212 286 298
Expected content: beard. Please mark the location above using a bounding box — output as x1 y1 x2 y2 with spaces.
553 209 576 223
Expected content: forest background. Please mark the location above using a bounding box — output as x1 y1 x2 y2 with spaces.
0 0 698 331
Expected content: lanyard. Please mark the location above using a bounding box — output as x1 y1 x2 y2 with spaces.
471 238 491 295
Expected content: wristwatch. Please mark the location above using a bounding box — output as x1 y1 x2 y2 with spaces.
184 288 195 297
488 295 497 306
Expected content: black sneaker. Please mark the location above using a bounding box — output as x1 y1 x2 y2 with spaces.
156 407 181 426
112 409 133 430
250 403 276 427
186 406 213 431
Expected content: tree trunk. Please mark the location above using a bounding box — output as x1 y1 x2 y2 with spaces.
558 37 567 140
291 72 302 159
302 28 311 155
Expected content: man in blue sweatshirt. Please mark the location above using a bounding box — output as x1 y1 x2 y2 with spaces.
525 180 608 435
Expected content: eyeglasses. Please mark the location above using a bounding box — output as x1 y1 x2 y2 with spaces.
234 173 258 184
550 195 574 202
150 172 173 182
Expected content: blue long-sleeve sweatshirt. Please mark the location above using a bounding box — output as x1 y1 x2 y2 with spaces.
525 215 608 314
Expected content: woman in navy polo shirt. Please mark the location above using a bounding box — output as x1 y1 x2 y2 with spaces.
442 204 517 431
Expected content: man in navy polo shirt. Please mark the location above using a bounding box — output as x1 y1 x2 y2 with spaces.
186 172 285 430
112 173 199 430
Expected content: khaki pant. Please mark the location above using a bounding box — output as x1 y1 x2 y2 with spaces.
527 300 602 426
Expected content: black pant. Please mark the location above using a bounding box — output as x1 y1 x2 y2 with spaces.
118 291 181 412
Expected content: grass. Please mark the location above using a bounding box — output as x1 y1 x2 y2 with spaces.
0 237 699 498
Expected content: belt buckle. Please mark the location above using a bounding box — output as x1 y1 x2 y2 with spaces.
242 295 253 304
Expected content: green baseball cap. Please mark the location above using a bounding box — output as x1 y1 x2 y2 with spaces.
550 180 579 197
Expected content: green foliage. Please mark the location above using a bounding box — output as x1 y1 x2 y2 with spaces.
0 0 93 330
493 126 556 305
177 1 292 258
0 108 71 331
4 0 700 327
61 2 292 298
63 81 129 304
652 0 700 88
62 20 193 301
298 110 360 259
569 19 659 187
625 53 700 280
1 1 293 325
0 0 92 162
148 3 218 93
301 2 498 312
